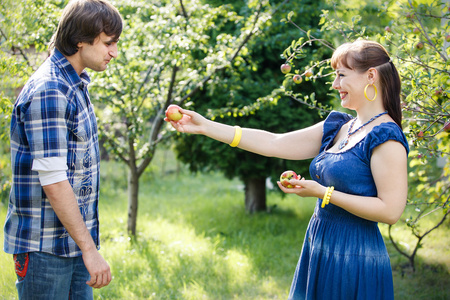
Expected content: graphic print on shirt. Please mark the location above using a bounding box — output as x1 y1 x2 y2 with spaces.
59 111 97 239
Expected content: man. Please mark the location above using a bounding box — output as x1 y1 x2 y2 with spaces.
3 0 122 298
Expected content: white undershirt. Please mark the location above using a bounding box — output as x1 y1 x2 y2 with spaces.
32 157 68 186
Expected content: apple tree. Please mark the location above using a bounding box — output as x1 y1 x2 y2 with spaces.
280 0 449 271
89 0 288 234
381 0 449 271
173 0 334 213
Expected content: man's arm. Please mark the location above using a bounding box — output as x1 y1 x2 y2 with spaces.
42 180 112 288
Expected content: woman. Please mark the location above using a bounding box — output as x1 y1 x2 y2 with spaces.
166 40 409 300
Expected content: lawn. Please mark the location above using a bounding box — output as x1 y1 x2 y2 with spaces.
1 149 449 299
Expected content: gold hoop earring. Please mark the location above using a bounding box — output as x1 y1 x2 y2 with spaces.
364 83 377 102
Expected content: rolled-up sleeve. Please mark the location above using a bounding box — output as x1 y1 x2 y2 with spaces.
32 156 68 186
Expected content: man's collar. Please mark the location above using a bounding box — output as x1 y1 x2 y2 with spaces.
51 49 91 88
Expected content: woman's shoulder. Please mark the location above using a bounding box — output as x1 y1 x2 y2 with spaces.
364 122 409 155
325 110 354 123
323 110 353 133
319 111 354 150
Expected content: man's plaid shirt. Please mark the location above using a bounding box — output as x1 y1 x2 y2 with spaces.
4 49 101 257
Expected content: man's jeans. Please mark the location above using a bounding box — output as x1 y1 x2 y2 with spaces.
14 251 93 300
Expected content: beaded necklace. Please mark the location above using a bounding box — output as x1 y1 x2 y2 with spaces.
338 111 388 150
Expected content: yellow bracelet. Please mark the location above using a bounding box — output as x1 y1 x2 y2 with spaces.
229 126 242 147
321 186 334 208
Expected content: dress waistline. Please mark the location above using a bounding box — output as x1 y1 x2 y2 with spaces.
314 203 378 226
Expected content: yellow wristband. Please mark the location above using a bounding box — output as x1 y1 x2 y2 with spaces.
229 126 242 147
321 186 334 208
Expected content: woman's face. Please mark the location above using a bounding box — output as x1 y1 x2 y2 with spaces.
332 62 368 110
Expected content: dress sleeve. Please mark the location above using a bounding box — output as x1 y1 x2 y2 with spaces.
363 123 409 161
320 111 353 152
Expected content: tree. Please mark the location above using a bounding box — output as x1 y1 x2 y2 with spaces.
90 0 285 234
174 0 333 213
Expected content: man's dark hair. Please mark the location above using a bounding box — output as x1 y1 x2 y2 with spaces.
51 0 122 56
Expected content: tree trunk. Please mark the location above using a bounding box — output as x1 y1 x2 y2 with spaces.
244 177 267 213
127 169 139 236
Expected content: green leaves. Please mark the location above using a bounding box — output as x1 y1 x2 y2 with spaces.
90 0 252 167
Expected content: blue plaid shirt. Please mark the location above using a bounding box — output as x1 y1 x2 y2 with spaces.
4 49 101 257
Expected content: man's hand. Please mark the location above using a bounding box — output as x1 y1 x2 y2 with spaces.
82 248 112 288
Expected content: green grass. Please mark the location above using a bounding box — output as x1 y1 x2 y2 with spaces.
94 158 312 300
380 206 450 300
1 149 449 299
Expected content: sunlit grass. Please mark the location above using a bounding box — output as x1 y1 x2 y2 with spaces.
0 233 16 300
95 154 312 299
0 147 449 299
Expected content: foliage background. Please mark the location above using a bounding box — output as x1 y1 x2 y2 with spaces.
0 0 449 298
174 0 333 197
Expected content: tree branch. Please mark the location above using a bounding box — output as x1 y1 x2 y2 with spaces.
388 224 413 260
179 0 189 20
102 130 130 165
0 27 32 69
138 65 180 176
408 0 448 62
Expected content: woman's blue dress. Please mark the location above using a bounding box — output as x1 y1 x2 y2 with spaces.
288 111 409 300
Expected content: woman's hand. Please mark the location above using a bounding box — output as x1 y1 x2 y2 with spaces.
276 177 326 199
165 108 208 135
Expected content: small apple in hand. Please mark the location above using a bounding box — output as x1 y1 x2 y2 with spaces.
280 170 298 188
165 104 183 122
